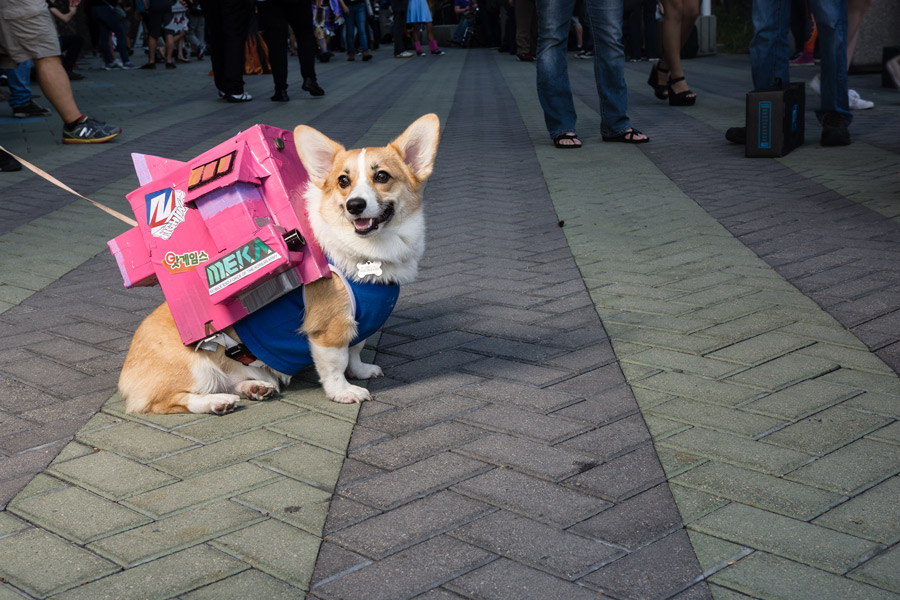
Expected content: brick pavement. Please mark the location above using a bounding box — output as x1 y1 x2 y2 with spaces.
0 47 898 599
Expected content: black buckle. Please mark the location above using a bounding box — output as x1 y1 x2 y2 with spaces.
226 343 258 365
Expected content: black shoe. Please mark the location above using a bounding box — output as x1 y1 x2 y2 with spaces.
271 89 289 102
12 100 52 118
223 91 253 103
302 78 325 97
820 112 850 146
140 62 156 70
67 71 85 80
0 149 21 172
725 126 746 145
165 62 176 69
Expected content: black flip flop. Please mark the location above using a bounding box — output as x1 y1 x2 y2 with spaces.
553 133 582 149
602 128 649 144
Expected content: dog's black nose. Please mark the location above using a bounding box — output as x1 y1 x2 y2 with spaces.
346 197 366 215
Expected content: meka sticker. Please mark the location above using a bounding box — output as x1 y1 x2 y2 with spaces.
206 238 281 295
163 250 209 274
146 188 187 240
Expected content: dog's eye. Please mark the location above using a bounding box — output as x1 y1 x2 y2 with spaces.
373 170 391 184
338 175 351 188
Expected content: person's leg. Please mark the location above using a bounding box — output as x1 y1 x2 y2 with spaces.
514 0 532 55
750 0 791 91
355 5 369 51
809 0 849 122
392 0 409 54
220 0 252 93
845 0 870 63
259 1 289 90
584 0 634 136
59 33 84 73
110 9 132 64
92 6 116 64
33 56 81 123
656 0 695 97
286 0 319 79
536 0 579 139
345 5 357 55
642 0 658 58
4 60 33 109
164 32 175 64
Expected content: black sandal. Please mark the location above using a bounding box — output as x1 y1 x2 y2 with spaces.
648 64 669 100
667 76 697 106
553 132 582 149
601 128 649 144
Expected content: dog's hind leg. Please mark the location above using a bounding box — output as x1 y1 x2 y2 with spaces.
235 380 279 401
347 340 383 380
185 393 240 414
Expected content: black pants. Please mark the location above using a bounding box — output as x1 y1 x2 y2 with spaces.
59 33 83 73
257 0 318 90
391 0 409 55
202 0 253 95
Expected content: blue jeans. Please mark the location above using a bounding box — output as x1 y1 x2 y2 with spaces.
452 18 469 43
3 60 32 108
536 0 631 139
345 4 369 54
750 0 850 123
92 5 130 65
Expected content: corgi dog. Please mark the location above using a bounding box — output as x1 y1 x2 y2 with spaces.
118 114 440 414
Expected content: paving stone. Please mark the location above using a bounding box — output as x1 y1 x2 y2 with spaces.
566 444 667 502
763 406 892 455
328 491 493 560
236 478 332 535
571 484 684 550
456 432 594 482
211 518 320 590
0 511 28 537
351 421 488 471
849 545 900 593
151 429 296 478
549 363 627 397
87 499 265 567
691 502 881 574
47 449 177 500
0 527 118 598
868 420 900 444
659 427 812 475
686 530 751 575
649 398 786 437
268 411 356 454
335 457 386 490
632 371 759 407
181 568 307 600
812 476 900 544
251 441 345 491
821 369 900 397
450 509 623 580
656 446 710 478
446 557 600 600
323 495 382 535
710 552 897 600
557 414 652 462
359 394 483 436
455 379 581 413
707 332 812 366
623 347 740 379
8 485 150 544
549 384 640 425
581 529 703 600
123 463 281 518
341 451 492 510
742 380 861 421
459 356 571 386
456 402 590 443
75 421 196 462
56 544 248 600
452 467 607 528
797 343 896 376
279 383 360 423
786 438 900 495
311 535 495 600
367 372 485 407
308 541 370 589
843 391 900 419
673 461 842 521
173 401 302 443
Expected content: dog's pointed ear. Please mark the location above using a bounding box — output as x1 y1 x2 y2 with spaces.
294 125 345 186
390 114 440 183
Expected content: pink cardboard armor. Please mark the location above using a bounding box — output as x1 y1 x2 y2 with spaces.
108 124 332 346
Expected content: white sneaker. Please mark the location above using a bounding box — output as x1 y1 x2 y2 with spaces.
809 72 820 94
848 89 874 110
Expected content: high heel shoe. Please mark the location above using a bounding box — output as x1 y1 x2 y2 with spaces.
648 64 669 100
667 76 697 106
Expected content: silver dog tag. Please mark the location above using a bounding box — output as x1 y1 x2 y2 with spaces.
357 261 383 278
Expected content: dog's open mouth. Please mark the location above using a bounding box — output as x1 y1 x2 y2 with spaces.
353 205 394 235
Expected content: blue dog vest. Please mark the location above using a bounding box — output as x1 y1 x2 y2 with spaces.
233 268 399 375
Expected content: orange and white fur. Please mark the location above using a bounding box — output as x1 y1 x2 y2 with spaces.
118 114 440 414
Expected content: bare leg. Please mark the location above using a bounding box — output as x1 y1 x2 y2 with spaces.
656 0 698 98
34 56 81 123
846 0 872 64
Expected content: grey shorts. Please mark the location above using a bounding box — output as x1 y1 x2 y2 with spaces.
0 0 61 68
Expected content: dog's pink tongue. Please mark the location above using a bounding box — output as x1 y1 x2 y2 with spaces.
355 218 374 231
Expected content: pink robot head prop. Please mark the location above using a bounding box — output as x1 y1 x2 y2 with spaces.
108 124 332 345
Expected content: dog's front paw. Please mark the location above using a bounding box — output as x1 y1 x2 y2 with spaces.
348 363 383 380
331 385 372 404
237 380 278 401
